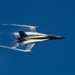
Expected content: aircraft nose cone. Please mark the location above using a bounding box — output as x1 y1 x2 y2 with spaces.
48 35 65 40
54 36 65 39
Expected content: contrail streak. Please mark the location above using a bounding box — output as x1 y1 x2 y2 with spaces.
0 45 25 52
2 23 32 27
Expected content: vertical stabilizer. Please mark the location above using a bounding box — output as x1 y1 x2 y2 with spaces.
18 30 28 38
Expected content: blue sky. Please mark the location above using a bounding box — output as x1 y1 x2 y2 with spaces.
0 0 75 75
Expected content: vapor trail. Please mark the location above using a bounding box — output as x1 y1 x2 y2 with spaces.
0 45 24 52
2 24 32 27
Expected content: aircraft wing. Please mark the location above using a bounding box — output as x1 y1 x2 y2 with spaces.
24 43 35 52
0 45 26 52
0 44 35 52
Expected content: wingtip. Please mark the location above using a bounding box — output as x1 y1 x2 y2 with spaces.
30 26 38 28
24 50 32 52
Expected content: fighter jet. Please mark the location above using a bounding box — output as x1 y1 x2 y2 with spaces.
11 25 64 52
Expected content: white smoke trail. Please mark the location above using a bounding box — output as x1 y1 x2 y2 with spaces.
0 45 25 52
2 23 32 27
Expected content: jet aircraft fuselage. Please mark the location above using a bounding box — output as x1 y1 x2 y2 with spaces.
0 24 65 52
14 31 64 45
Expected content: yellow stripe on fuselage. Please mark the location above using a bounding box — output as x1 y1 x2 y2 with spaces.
26 35 47 39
